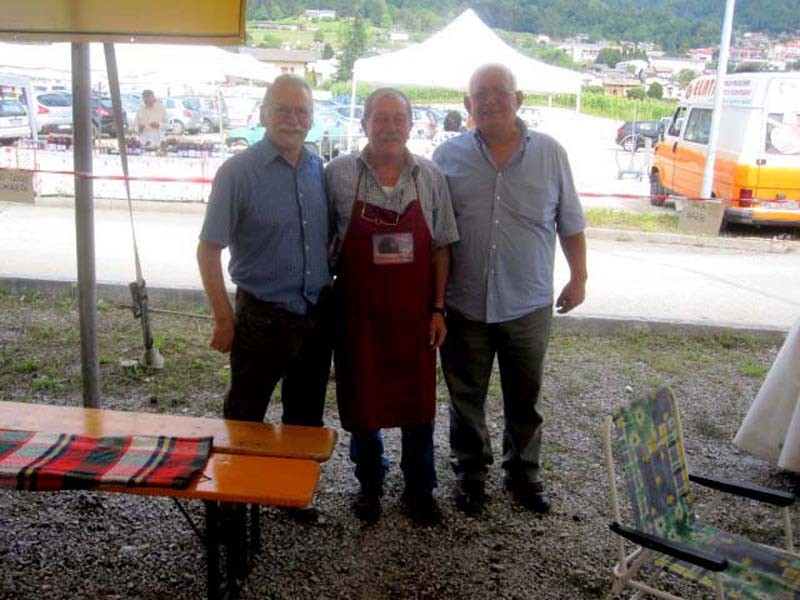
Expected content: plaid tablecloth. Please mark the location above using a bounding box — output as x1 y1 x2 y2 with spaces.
0 429 212 490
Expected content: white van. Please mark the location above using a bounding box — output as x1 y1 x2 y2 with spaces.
651 72 800 227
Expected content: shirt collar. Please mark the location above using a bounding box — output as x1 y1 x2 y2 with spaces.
358 144 420 178
472 117 530 147
254 136 310 168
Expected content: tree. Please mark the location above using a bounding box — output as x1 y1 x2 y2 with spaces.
335 11 368 82
313 30 325 43
676 69 696 87
322 43 335 60
647 82 663 100
595 48 623 68
627 86 646 100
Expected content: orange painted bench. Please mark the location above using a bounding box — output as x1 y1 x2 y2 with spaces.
0 400 337 461
0 400 339 599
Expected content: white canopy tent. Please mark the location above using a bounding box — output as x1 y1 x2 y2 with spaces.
352 9 584 107
0 42 277 90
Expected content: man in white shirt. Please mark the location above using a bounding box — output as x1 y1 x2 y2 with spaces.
134 90 167 147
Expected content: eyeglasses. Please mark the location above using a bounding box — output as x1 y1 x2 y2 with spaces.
355 168 419 226
470 88 516 103
271 105 312 123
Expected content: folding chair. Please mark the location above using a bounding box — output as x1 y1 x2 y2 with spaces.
603 385 800 599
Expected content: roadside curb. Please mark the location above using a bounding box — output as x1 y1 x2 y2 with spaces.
585 227 796 254
1 276 790 342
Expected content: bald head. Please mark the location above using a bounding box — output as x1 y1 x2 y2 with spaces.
468 64 518 96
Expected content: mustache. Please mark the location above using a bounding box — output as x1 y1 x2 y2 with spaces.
376 132 405 143
277 125 306 135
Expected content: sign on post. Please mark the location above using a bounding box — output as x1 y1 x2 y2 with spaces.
0 169 34 203
0 0 245 44
678 199 725 236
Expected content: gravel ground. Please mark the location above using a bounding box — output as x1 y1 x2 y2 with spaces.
1 299 798 599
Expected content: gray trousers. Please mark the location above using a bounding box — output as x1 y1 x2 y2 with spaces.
440 305 552 484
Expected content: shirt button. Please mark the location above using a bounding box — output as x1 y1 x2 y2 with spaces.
305 245 310 250
302 220 307 225
494 219 499 225
299 193 304 198
496 195 500 200
306 270 311 275
492 244 496 249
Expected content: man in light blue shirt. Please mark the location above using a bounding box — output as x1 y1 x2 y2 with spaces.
433 64 587 515
197 75 332 429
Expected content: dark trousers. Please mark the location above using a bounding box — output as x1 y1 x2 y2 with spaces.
440 306 552 484
224 289 333 426
350 421 437 495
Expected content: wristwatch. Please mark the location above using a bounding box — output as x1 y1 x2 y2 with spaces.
431 306 446 315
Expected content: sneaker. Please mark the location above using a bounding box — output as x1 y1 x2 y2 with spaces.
454 479 487 516
401 491 443 527
505 479 551 514
353 490 381 523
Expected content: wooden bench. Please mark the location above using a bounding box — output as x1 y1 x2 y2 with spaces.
0 400 339 600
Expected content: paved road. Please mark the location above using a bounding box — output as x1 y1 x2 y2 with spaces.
2 201 798 330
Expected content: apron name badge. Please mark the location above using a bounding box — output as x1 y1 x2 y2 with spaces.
372 232 414 264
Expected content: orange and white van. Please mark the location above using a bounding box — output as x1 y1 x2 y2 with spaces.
651 72 800 227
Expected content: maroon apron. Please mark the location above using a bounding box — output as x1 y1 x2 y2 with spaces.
335 177 436 432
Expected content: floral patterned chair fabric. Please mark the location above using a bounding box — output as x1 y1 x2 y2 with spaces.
607 386 800 599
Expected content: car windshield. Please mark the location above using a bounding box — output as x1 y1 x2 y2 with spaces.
38 93 72 107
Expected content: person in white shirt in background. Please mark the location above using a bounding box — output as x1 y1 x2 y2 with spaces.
134 89 167 147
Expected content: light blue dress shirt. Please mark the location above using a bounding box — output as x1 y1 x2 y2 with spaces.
200 138 330 315
432 124 585 323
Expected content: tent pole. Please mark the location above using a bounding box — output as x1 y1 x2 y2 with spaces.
348 73 358 152
71 42 101 408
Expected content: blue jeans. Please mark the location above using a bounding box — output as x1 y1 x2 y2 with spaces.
350 421 437 495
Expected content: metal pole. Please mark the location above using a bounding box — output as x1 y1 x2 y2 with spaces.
71 43 101 408
700 0 737 199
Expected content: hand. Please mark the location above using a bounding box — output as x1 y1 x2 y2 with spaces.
210 319 235 353
149 121 160 129
138 125 144 133
429 313 447 348
556 278 586 314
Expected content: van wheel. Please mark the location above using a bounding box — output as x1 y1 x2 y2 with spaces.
650 172 666 206
200 119 214 134
170 120 184 135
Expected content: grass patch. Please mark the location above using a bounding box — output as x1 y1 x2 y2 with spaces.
585 208 679 233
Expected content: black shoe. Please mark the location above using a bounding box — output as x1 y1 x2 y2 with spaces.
454 479 487 516
285 505 319 524
506 479 551 514
353 490 382 523
402 491 443 527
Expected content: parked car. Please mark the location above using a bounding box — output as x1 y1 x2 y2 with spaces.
120 93 142 132
162 97 203 135
181 96 230 133
518 106 542 128
226 104 347 161
411 106 438 140
34 92 73 134
225 95 262 128
615 120 664 151
90 95 126 137
0 98 32 144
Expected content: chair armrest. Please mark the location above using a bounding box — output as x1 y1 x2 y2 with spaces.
609 522 728 572
689 472 795 507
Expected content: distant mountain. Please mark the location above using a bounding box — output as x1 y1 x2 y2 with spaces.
247 0 800 53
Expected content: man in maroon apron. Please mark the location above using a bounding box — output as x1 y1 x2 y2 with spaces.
326 89 459 525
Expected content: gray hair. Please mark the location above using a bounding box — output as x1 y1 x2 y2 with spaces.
468 64 518 94
263 74 313 111
363 87 412 122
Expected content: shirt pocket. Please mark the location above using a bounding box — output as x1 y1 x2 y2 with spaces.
502 181 551 227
